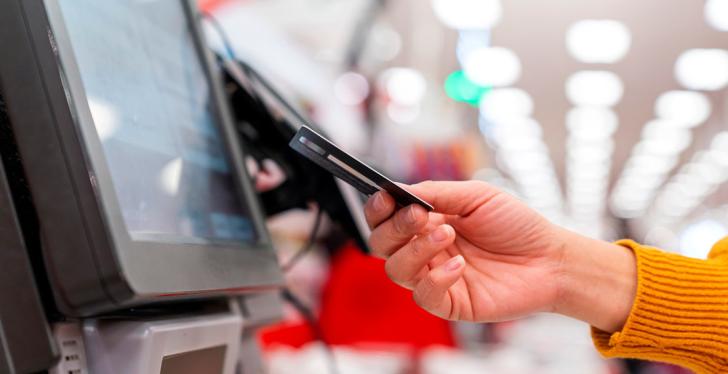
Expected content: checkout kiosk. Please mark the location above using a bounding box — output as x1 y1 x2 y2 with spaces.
0 0 352 373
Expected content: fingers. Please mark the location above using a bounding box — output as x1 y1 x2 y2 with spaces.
385 224 456 289
413 255 466 317
406 180 502 216
364 191 396 229
368 204 429 258
245 156 260 177
256 159 286 192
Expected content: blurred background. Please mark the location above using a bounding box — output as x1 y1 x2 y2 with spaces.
201 0 728 373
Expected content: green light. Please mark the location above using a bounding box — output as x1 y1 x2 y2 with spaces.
444 70 492 106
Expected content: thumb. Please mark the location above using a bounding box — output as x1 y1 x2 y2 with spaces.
412 255 466 319
404 180 501 216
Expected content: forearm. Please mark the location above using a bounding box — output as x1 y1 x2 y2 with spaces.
554 227 637 333
555 231 728 373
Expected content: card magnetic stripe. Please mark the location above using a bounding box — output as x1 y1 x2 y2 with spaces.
291 127 433 211
289 138 380 196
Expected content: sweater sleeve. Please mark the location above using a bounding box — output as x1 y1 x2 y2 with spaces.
591 237 728 374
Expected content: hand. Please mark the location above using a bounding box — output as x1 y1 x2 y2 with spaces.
365 180 564 323
245 157 286 192
365 180 636 332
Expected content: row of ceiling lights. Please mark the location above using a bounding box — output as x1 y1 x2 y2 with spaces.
563 20 630 236
652 132 728 223
431 0 565 220
611 91 712 218
432 0 728 231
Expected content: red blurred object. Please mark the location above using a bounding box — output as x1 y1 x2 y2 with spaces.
198 0 232 12
259 243 455 351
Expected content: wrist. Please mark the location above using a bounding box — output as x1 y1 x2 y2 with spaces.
553 228 637 333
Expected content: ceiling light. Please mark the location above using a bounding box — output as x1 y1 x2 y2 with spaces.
566 20 631 63
501 150 551 171
566 107 619 140
705 0 728 32
490 117 543 143
463 47 522 87
570 194 606 206
655 90 712 127
386 103 421 124
684 162 728 185
568 148 611 165
381 68 427 106
456 30 491 65
672 172 712 191
565 71 624 107
334 72 370 106
509 166 557 182
567 137 615 153
641 120 695 138
634 136 691 156
616 174 665 191
711 131 728 150
367 24 402 61
570 178 608 190
627 154 678 174
567 165 610 180
639 122 693 153
702 149 728 168
479 88 534 121
675 49 728 91
431 0 503 30
445 70 491 105
568 141 614 165
497 137 546 152
672 180 717 199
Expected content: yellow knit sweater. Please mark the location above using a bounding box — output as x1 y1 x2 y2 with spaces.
592 237 728 373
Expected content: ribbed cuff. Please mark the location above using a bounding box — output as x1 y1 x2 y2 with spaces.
592 240 728 374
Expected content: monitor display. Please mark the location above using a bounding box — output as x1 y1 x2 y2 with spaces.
56 0 256 244
1 0 282 315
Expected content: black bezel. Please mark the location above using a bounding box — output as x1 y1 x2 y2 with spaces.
0 0 282 316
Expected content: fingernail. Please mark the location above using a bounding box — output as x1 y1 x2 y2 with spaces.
430 226 450 242
373 193 385 211
445 256 464 272
405 206 419 224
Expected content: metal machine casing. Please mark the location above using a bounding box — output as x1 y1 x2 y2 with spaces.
0 0 283 318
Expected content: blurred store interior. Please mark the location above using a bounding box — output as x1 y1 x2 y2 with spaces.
197 0 728 373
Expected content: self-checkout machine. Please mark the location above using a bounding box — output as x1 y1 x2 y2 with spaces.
0 0 287 372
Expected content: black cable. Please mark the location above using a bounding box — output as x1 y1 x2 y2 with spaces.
282 207 324 272
201 11 315 129
200 10 236 60
236 59 316 129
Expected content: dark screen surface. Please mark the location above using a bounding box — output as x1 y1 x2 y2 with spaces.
55 0 257 244
160 346 226 374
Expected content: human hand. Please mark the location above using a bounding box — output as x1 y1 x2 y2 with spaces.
246 157 286 192
365 180 637 332
365 180 566 323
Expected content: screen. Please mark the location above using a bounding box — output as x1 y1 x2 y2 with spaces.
56 0 257 244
